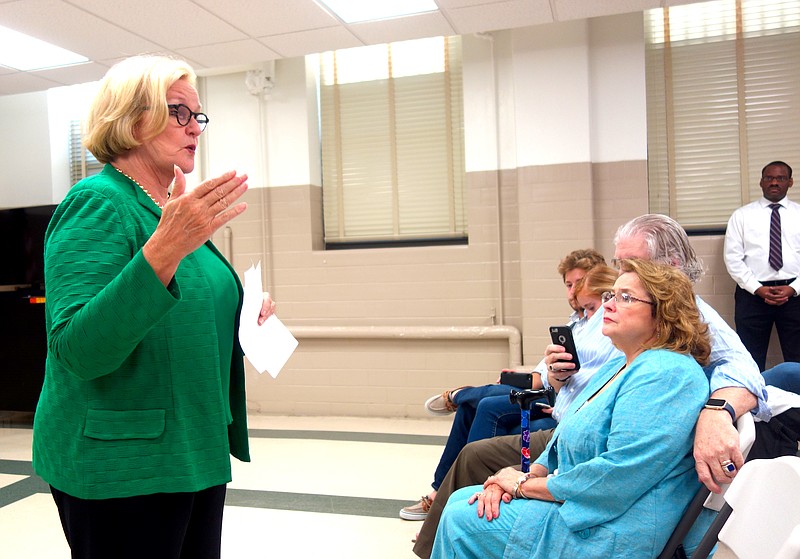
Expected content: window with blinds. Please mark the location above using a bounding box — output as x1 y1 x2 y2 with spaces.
645 0 800 230
317 36 467 247
68 119 103 185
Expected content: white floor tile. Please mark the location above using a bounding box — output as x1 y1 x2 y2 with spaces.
222 506 420 559
0 415 446 558
230 438 441 500
0 473 26 490
0 493 71 559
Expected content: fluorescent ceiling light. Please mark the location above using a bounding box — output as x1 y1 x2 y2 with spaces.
317 0 439 24
0 25 88 71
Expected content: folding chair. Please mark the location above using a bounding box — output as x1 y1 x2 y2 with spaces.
713 456 800 559
658 412 756 559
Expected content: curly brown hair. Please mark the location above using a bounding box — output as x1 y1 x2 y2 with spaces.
557 249 606 280
616 258 711 366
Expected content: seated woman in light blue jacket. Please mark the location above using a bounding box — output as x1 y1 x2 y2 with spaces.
431 259 711 559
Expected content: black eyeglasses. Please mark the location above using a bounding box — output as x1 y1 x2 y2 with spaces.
168 104 209 131
601 291 655 307
761 175 790 183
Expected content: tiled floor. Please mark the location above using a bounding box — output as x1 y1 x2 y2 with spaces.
0 412 451 558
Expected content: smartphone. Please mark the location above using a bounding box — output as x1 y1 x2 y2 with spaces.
500 370 533 389
549 325 580 372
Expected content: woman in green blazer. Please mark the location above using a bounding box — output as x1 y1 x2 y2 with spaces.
32 55 275 559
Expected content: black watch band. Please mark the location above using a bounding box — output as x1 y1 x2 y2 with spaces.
704 398 736 423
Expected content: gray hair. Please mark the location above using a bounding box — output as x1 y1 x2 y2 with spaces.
614 214 705 283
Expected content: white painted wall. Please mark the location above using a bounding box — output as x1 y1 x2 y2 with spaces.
0 91 52 208
588 12 647 162
511 19 593 167
46 82 98 203
201 57 319 189
0 13 650 204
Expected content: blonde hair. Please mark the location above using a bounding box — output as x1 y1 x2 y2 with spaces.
83 55 197 163
574 264 618 301
617 258 711 366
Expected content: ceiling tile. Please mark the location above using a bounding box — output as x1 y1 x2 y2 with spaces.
0 0 163 60
0 0 721 96
72 0 247 49
348 11 456 46
192 0 339 37
552 0 660 21
177 39 280 70
30 61 109 86
435 0 507 7
259 27 364 58
0 69 62 96
446 0 554 35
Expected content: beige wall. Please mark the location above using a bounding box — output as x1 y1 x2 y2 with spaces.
212 158 778 419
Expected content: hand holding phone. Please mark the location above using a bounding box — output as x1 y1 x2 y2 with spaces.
549 325 580 372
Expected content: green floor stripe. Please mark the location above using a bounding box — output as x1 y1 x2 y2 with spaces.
226 489 410 518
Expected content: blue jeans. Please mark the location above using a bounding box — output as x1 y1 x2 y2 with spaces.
762 362 800 394
431 385 557 490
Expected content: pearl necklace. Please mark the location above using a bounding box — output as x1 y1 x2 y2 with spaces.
113 166 165 209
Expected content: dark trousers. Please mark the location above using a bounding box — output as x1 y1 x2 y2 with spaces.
50 484 227 559
413 430 554 559
734 285 800 371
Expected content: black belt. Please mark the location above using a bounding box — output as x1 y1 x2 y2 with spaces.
760 278 796 287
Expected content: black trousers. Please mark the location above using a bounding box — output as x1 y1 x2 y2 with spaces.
734 285 800 371
50 484 227 559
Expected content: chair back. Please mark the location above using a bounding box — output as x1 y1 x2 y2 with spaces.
716 456 800 559
657 411 757 559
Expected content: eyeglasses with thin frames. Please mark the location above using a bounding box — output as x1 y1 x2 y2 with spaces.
761 175 790 183
168 104 209 131
601 291 655 307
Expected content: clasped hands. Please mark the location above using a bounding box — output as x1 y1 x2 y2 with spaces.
467 465 548 521
755 285 794 306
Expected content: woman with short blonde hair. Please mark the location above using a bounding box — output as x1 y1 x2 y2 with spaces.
34 54 275 558
84 56 197 164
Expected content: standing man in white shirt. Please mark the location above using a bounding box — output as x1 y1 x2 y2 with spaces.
724 161 800 371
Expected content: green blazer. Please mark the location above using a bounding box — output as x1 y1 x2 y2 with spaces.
33 165 250 500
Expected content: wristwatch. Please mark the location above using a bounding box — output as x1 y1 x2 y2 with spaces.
704 398 736 423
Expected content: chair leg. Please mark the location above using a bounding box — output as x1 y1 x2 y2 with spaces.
690 503 733 559
657 488 710 559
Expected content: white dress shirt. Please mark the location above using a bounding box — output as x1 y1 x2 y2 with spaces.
724 196 800 296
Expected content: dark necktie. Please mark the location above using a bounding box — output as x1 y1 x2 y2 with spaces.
769 203 783 270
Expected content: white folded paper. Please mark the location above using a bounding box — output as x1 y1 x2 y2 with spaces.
238 262 298 377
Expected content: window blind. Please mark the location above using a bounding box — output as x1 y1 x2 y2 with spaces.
645 0 800 230
318 36 466 245
68 119 103 185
